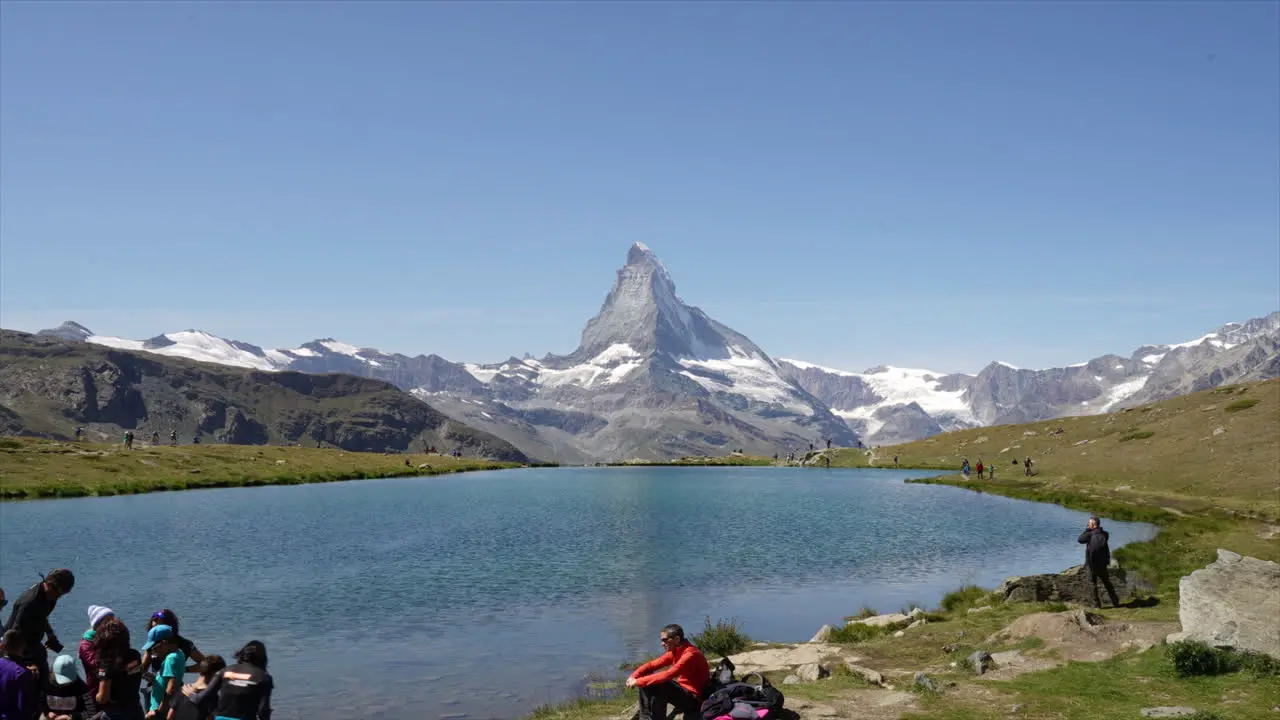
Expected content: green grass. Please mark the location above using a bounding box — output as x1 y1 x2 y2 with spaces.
0 437 524 500
1119 429 1156 441
690 616 753 658
1224 397 1260 412
939 584 995 613
824 378 1280 518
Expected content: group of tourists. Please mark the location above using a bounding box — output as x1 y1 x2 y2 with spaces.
0 569 272 720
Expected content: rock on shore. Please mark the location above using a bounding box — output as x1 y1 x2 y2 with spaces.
1166 549 1280 659
996 564 1152 607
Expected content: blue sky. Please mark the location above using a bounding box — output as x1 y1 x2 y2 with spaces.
2 2 1276 373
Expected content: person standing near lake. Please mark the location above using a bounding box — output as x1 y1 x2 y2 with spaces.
4 568 74 691
143 625 185 720
626 624 709 720
1078 516 1121 608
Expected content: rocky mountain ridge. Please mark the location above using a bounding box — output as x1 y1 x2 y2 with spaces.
0 330 529 461
27 245 1280 459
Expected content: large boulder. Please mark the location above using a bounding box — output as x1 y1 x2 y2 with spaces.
997 564 1152 607
1166 550 1280 659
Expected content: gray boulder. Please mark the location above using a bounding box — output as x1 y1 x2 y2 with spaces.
1166 550 1280 659
967 650 993 675
1139 709 1197 718
997 564 1152 607
795 662 830 682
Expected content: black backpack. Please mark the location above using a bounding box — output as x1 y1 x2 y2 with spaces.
699 671 784 720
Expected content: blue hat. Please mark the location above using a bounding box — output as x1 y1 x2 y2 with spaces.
52 654 80 684
142 624 175 651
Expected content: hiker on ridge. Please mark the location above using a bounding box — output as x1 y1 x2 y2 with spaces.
626 624 709 720
1078 516 1121 608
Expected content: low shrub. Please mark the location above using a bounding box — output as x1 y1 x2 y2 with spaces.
1224 397 1260 412
828 619 909 643
939 584 990 612
1168 640 1280 679
1119 430 1155 442
690 616 752 658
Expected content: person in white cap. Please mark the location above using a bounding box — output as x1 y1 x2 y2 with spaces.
43 653 98 720
80 605 114 699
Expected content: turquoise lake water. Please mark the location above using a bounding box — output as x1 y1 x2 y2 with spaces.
0 466 1156 719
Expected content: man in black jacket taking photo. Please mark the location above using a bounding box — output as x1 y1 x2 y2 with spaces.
1078 517 1121 608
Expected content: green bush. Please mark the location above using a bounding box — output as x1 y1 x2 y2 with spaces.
828 619 909 643
690 617 752 658
1224 397 1260 413
1168 641 1280 679
939 584 990 612
1119 430 1155 441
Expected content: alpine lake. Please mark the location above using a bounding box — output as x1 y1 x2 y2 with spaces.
0 466 1157 719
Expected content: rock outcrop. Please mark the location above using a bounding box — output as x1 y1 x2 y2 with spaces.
997 564 1152 607
1166 550 1280 659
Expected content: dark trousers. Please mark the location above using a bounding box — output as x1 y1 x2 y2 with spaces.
638 681 700 720
1087 563 1121 607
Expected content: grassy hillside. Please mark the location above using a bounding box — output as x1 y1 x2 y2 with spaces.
0 436 524 500
828 378 1280 517
0 329 529 462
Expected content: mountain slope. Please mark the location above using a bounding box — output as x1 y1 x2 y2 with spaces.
0 330 528 461
780 312 1280 445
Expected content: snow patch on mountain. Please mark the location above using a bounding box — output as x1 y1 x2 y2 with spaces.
538 343 643 388
88 331 280 371
860 366 975 422
679 347 811 413
776 358 859 377
1099 375 1149 412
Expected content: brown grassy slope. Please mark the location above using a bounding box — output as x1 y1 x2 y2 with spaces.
830 378 1280 516
0 437 521 500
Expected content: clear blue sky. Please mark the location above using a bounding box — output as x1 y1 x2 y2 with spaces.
2 1 1277 373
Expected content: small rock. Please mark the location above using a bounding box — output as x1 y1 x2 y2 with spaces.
1213 426 1225 436
913 672 940 693
1139 709 1197 719
942 643 959 654
810 624 834 643
1115 485 1131 491
1023 430 1038 436
795 662 830 682
850 612 910 627
907 619 928 629
188 469 201 474
968 650 993 675
275 459 287 465
844 664 884 686
975 435 989 443
1010 704 1023 714
782 675 800 685
893 630 905 638
417 463 432 469
967 606 993 614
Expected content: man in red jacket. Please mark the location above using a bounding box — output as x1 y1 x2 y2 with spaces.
627 624 710 720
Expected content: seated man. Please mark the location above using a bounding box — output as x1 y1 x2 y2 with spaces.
627 624 710 720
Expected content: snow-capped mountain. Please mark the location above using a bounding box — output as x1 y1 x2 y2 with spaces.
417 242 859 461
30 248 1280 458
780 311 1280 445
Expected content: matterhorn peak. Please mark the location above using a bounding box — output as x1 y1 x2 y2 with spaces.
569 244 767 365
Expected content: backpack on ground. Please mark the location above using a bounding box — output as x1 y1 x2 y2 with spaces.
699 670 784 720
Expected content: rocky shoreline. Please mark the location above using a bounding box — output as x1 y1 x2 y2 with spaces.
587 550 1278 720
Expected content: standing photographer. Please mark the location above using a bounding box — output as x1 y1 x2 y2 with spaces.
1077 517 1120 608
3 568 75 690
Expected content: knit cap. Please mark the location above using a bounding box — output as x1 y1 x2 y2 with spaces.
88 605 114 629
